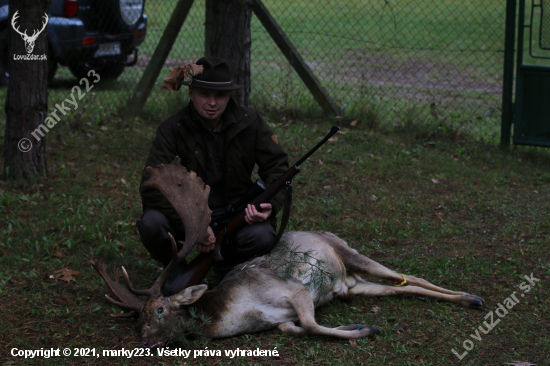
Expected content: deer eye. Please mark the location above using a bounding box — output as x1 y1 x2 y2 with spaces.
157 308 164 314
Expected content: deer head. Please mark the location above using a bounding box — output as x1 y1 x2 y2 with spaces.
91 157 212 347
12 11 49 54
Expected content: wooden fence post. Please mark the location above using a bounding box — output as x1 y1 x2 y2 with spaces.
251 0 340 116
125 0 195 120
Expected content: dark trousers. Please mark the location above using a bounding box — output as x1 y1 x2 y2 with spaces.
136 208 276 271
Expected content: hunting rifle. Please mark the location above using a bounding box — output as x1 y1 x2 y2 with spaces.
169 125 340 292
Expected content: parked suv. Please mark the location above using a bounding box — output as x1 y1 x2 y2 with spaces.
0 0 147 85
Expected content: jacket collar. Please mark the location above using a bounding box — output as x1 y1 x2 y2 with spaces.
224 98 251 143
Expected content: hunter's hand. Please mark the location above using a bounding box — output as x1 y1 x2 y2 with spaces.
245 203 272 225
197 226 216 253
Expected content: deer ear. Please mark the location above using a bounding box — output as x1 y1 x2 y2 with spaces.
169 284 208 307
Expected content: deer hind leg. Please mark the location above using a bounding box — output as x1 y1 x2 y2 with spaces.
278 289 380 339
346 275 484 309
315 232 484 308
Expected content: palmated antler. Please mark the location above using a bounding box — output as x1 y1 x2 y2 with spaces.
124 157 211 297
89 258 145 317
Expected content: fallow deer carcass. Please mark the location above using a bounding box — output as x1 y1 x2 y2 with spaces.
91 158 485 348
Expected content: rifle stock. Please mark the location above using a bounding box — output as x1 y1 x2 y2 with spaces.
172 166 300 290
171 126 339 291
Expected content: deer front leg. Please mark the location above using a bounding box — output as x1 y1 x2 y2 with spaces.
279 289 380 339
347 276 484 309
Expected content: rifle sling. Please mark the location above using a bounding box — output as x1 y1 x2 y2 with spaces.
251 181 293 259
274 182 293 246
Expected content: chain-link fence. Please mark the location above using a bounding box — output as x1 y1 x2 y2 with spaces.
2 0 507 142
251 1 505 142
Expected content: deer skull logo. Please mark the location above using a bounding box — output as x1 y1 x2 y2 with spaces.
11 11 49 54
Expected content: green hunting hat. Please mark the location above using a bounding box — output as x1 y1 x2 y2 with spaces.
184 56 242 91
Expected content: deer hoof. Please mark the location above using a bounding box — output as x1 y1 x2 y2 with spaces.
337 323 365 331
471 296 485 310
369 326 381 335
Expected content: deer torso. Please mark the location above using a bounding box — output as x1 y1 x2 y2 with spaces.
195 232 350 338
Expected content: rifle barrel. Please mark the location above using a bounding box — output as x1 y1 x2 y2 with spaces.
294 125 340 167
175 126 340 289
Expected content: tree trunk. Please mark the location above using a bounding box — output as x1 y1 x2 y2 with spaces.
205 0 251 107
3 0 50 180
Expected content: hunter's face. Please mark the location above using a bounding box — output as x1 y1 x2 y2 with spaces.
189 87 231 125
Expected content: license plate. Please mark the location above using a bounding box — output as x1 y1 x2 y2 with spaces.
94 42 121 57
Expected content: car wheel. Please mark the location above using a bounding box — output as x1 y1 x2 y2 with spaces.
47 44 58 84
69 62 125 81
94 0 145 33
101 62 125 79
0 40 8 86
0 27 10 85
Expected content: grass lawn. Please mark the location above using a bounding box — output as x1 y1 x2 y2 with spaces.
0 107 549 364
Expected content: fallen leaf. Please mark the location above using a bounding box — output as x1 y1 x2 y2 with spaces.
504 362 537 366
350 120 357 126
370 195 378 201
349 339 357 347
323 186 331 189
414 355 423 362
120 178 127 185
292 148 299 152
435 212 443 220
55 268 79 282
53 251 64 259
328 137 339 142
319 159 323 165
327 149 332 153
431 179 439 184
337 130 347 134
335 115 342 119
371 306 380 314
